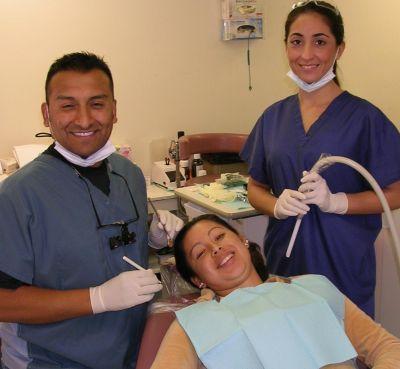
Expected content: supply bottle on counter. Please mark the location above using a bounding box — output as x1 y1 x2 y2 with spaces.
191 154 204 178
180 160 190 180
116 144 133 161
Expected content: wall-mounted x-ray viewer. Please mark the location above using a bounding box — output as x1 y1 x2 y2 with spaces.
221 0 263 41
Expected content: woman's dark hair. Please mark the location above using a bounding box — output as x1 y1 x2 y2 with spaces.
174 214 268 287
284 1 344 85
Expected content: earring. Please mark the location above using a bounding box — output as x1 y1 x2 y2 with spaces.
199 282 206 289
244 240 249 248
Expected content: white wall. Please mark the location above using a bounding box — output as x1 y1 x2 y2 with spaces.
337 0 400 123
0 0 399 175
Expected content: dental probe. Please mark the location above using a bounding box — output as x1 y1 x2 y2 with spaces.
147 198 174 247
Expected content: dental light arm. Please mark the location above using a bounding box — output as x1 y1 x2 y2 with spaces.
285 155 400 284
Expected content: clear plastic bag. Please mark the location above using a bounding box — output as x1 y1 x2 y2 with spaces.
159 260 199 299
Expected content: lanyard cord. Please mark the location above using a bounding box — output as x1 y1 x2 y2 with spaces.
72 166 140 229
73 168 103 227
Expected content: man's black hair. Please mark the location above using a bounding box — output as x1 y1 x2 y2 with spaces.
45 51 114 102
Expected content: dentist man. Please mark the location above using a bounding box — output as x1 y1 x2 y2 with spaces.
0 52 182 369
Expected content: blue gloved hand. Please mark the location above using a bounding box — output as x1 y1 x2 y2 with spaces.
149 210 184 249
298 171 348 214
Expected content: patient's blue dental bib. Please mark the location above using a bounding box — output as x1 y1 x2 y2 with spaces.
176 275 356 369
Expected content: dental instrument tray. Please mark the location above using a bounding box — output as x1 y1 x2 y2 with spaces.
196 182 249 204
215 172 248 187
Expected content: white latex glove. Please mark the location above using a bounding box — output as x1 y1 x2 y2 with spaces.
90 269 162 314
273 189 310 220
149 210 184 249
298 171 348 214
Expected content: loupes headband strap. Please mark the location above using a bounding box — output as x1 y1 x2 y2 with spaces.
291 1 340 16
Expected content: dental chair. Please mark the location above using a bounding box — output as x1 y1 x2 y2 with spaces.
136 310 175 369
136 292 200 369
178 133 248 185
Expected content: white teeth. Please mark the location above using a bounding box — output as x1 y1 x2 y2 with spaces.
219 254 233 268
301 65 318 69
73 132 94 137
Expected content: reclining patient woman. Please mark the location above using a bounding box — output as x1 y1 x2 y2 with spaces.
151 214 400 369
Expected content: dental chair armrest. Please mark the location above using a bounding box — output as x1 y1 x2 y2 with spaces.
136 311 176 369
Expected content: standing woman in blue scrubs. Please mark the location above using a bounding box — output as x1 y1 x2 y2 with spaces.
241 1 400 317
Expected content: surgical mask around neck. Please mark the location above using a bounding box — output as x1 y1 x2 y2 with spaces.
287 49 339 93
54 140 116 167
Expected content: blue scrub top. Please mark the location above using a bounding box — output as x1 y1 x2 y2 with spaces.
0 153 149 368
241 91 400 317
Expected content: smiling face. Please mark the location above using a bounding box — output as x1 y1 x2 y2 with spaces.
42 69 117 158
182 220 262 297
286 12 344 84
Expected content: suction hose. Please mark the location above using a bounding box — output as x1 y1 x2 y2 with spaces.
286 155 400 284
